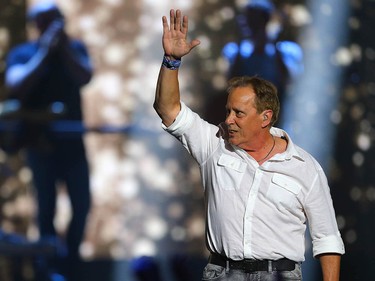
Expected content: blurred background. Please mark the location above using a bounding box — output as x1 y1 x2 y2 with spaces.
0 0 374 280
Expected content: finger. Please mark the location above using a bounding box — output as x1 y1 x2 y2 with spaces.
175 9 182 31
162 16 169 32
181 15 188 35
169 9 175 31
190 39 201 49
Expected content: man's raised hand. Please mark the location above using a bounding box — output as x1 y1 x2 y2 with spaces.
162 9 200 59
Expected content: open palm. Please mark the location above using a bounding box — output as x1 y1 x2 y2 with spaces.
162 9 200 59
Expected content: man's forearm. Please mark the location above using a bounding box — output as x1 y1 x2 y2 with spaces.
319 254 341 281
154 65 181 127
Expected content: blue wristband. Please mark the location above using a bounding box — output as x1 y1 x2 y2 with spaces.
162 55 181 70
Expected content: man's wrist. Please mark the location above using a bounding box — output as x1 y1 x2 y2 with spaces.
162 54 181 70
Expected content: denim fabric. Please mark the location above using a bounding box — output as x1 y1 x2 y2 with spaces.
202 263 302 281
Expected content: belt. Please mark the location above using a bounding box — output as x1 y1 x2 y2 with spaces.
209 253 296 273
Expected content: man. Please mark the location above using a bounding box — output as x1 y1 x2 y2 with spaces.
154 9 344 281
5 2 92 281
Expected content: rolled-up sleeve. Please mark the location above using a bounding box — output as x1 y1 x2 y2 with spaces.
312 232 345 257
162 102 193 136
162 101 221 166
305 165 345 257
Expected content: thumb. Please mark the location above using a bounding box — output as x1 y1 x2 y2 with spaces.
190 39 201 49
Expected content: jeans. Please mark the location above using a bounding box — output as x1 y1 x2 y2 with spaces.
202 263 302 281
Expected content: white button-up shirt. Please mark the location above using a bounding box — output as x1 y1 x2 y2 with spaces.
164 102 345 262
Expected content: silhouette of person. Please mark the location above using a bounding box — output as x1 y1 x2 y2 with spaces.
210 0 303 126
4 2 93 280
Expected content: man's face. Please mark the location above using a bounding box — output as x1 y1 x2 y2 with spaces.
225 87 264 149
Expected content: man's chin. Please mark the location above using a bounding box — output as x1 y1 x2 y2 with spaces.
227 138 237 145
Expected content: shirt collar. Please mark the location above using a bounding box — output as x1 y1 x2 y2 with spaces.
270 127 305 162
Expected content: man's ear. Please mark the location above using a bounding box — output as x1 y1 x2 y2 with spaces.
261 110 273 127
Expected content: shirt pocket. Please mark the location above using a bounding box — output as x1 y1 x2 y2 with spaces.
216 154 246 190
266 173 302 210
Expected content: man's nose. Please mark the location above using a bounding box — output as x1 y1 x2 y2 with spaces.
225 112 234 125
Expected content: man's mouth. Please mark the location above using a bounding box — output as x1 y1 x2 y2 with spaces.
228 129 237 136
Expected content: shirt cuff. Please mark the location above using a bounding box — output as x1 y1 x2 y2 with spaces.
312 232 345 257
162 102 193 136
